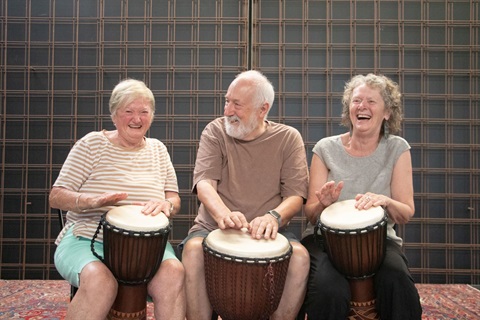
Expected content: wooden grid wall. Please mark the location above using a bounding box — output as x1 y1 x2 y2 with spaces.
0 0 479 284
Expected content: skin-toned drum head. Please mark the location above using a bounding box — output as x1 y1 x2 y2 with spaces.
320 199 385 230
106 205 169 232
204 228 291 259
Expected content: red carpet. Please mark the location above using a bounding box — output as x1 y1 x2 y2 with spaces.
1 280 479 319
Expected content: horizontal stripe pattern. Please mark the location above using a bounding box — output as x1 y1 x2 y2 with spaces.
54 130 178 244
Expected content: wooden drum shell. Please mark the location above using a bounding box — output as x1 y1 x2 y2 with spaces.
318 219 387 279
202 229 292 320
317 200 388 320
98 206 171 320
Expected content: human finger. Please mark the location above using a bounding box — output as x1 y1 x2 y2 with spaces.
230 212 249 229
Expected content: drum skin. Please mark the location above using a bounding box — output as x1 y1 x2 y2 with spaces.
99 205 171 320
203 228 292 320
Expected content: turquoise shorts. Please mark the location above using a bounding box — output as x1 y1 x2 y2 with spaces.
54 227 178 288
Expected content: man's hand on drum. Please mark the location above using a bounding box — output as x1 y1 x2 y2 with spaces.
249 214 278 240
315 180 344 207
216 211 249 230
355 192 389 210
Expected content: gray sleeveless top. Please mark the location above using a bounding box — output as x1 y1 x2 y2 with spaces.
302 134 411 246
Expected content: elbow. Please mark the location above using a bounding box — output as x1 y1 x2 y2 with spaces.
49 193 57 209
405 205 415 222
396 216 410 225
49 187 61 209
395 207 415 225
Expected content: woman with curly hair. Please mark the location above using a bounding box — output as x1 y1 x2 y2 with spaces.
300 74 422 320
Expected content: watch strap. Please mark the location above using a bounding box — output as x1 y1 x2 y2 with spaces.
267 210 282 226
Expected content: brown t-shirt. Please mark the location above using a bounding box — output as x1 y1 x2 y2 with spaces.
189 117 309 233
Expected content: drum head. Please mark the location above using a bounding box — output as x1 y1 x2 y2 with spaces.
320 199 385 230
204 228 291 259
106 205 169 232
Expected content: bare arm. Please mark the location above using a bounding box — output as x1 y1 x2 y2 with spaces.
49 186 128 213
196 179 249 230
354 150 415 224
304 155 343 225
383 150 415 224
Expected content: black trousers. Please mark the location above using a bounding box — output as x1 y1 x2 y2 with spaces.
300 235 422 320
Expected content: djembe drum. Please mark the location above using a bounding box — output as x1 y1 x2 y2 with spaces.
317 199 387 320
91 205 171 320
203 228 292 320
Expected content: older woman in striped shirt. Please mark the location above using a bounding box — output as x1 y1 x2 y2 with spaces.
50 79 185 320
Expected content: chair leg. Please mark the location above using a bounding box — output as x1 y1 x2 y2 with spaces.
70 285 78 301
211 311 218 320
296 304 307 320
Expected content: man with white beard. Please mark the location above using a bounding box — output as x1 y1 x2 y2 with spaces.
180 70 310 320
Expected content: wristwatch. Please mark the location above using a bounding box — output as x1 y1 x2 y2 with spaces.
165 199 174 214
267 210 282 226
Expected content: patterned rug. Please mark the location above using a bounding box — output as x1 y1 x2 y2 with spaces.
1 280 479 319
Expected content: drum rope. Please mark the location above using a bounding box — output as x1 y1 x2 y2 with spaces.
203 238 292 320
91 219 104 262
264 263 276 309
90 215 170 285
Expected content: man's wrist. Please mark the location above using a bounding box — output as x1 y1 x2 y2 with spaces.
267 210 282 226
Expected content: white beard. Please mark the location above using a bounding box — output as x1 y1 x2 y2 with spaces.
224 114 258 140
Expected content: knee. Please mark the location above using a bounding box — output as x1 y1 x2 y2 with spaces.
290 242 310 275
307 266 349 301
79 261 117 295
310 277 349 301
181 237 204 268
303 275 350 318
149 259 185 296
376 262 413 289
162 259 185 284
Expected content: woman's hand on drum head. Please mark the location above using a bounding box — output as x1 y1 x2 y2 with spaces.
216 211 249 230
249 215 278 240
355 193 388 210
138 200 172 217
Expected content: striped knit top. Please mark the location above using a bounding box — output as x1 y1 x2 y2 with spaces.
54 130 179 244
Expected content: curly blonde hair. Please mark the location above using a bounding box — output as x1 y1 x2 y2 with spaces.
341 74 403 135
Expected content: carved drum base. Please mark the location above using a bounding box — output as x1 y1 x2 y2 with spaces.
348 298 379 320
347 278 380 320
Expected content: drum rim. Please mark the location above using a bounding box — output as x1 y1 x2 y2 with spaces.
202 238 293 264
317 213 388 235
100 214 172 237
105 205 170 232
320 199 386 229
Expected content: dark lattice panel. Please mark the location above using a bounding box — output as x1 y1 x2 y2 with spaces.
0 0 479 284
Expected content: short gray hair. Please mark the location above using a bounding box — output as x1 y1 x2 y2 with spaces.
109 79 155 118
233 70 275 116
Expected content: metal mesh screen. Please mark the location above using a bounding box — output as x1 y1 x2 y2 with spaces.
1 0 479 284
